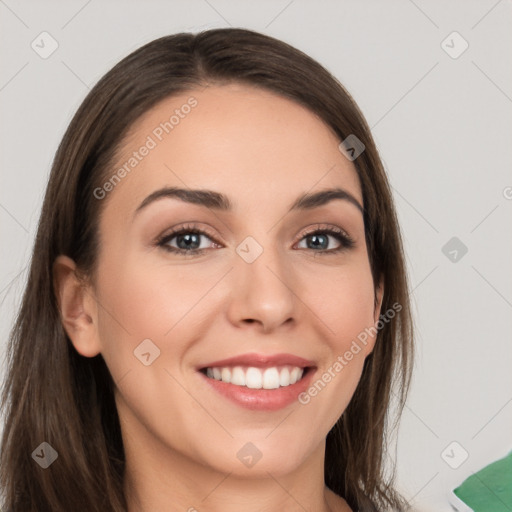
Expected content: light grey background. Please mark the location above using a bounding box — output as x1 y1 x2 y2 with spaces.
1 1 511 510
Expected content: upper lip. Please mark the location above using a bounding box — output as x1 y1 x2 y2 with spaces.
198 352 316 370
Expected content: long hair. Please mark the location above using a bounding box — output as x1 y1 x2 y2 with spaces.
0 28 413 511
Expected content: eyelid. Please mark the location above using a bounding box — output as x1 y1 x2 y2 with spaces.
156 221 355 255
159 221 217 237
294 223 353 245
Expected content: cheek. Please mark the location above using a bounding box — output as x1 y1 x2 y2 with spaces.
311 261 377 349
96 249 205 331
91 256 172 373
296 261 376 428
91 255 212 436
92 248 223 382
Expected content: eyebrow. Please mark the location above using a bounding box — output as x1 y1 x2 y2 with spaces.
134 186 364 217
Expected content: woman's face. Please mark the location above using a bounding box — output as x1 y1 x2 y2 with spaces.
84 83 382 478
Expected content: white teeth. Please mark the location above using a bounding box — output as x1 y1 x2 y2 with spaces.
262 368 280 389
245 367 263 389
290 367 301 384
221 367 231 383
279 367 290 387
230 366 246 386
204 365 306 389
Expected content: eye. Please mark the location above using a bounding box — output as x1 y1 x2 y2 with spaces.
156 223 220 256
295 225 355 254
156 223 355 257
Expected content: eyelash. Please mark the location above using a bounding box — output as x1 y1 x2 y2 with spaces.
156 223 355 257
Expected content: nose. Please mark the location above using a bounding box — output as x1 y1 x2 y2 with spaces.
226 243 297 334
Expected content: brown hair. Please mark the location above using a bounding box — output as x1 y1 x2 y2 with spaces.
0 28 413 511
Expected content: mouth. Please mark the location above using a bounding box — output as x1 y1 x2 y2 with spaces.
196 353 317 411
199 365 312 389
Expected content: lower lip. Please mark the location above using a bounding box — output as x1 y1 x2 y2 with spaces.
198 368 316 411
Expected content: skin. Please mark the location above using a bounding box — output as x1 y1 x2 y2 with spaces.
54 83 383 512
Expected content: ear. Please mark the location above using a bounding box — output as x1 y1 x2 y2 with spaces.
373 276 384 326
53 255 101 357
363 276 384 357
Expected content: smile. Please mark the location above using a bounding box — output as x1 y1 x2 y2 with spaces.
203 365 306 389
197 353 316 411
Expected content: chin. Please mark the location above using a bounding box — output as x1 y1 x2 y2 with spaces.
197 435 316 478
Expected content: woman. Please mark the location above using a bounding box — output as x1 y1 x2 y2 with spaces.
0 28 413 511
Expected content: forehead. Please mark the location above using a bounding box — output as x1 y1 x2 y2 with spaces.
105 83 362 215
